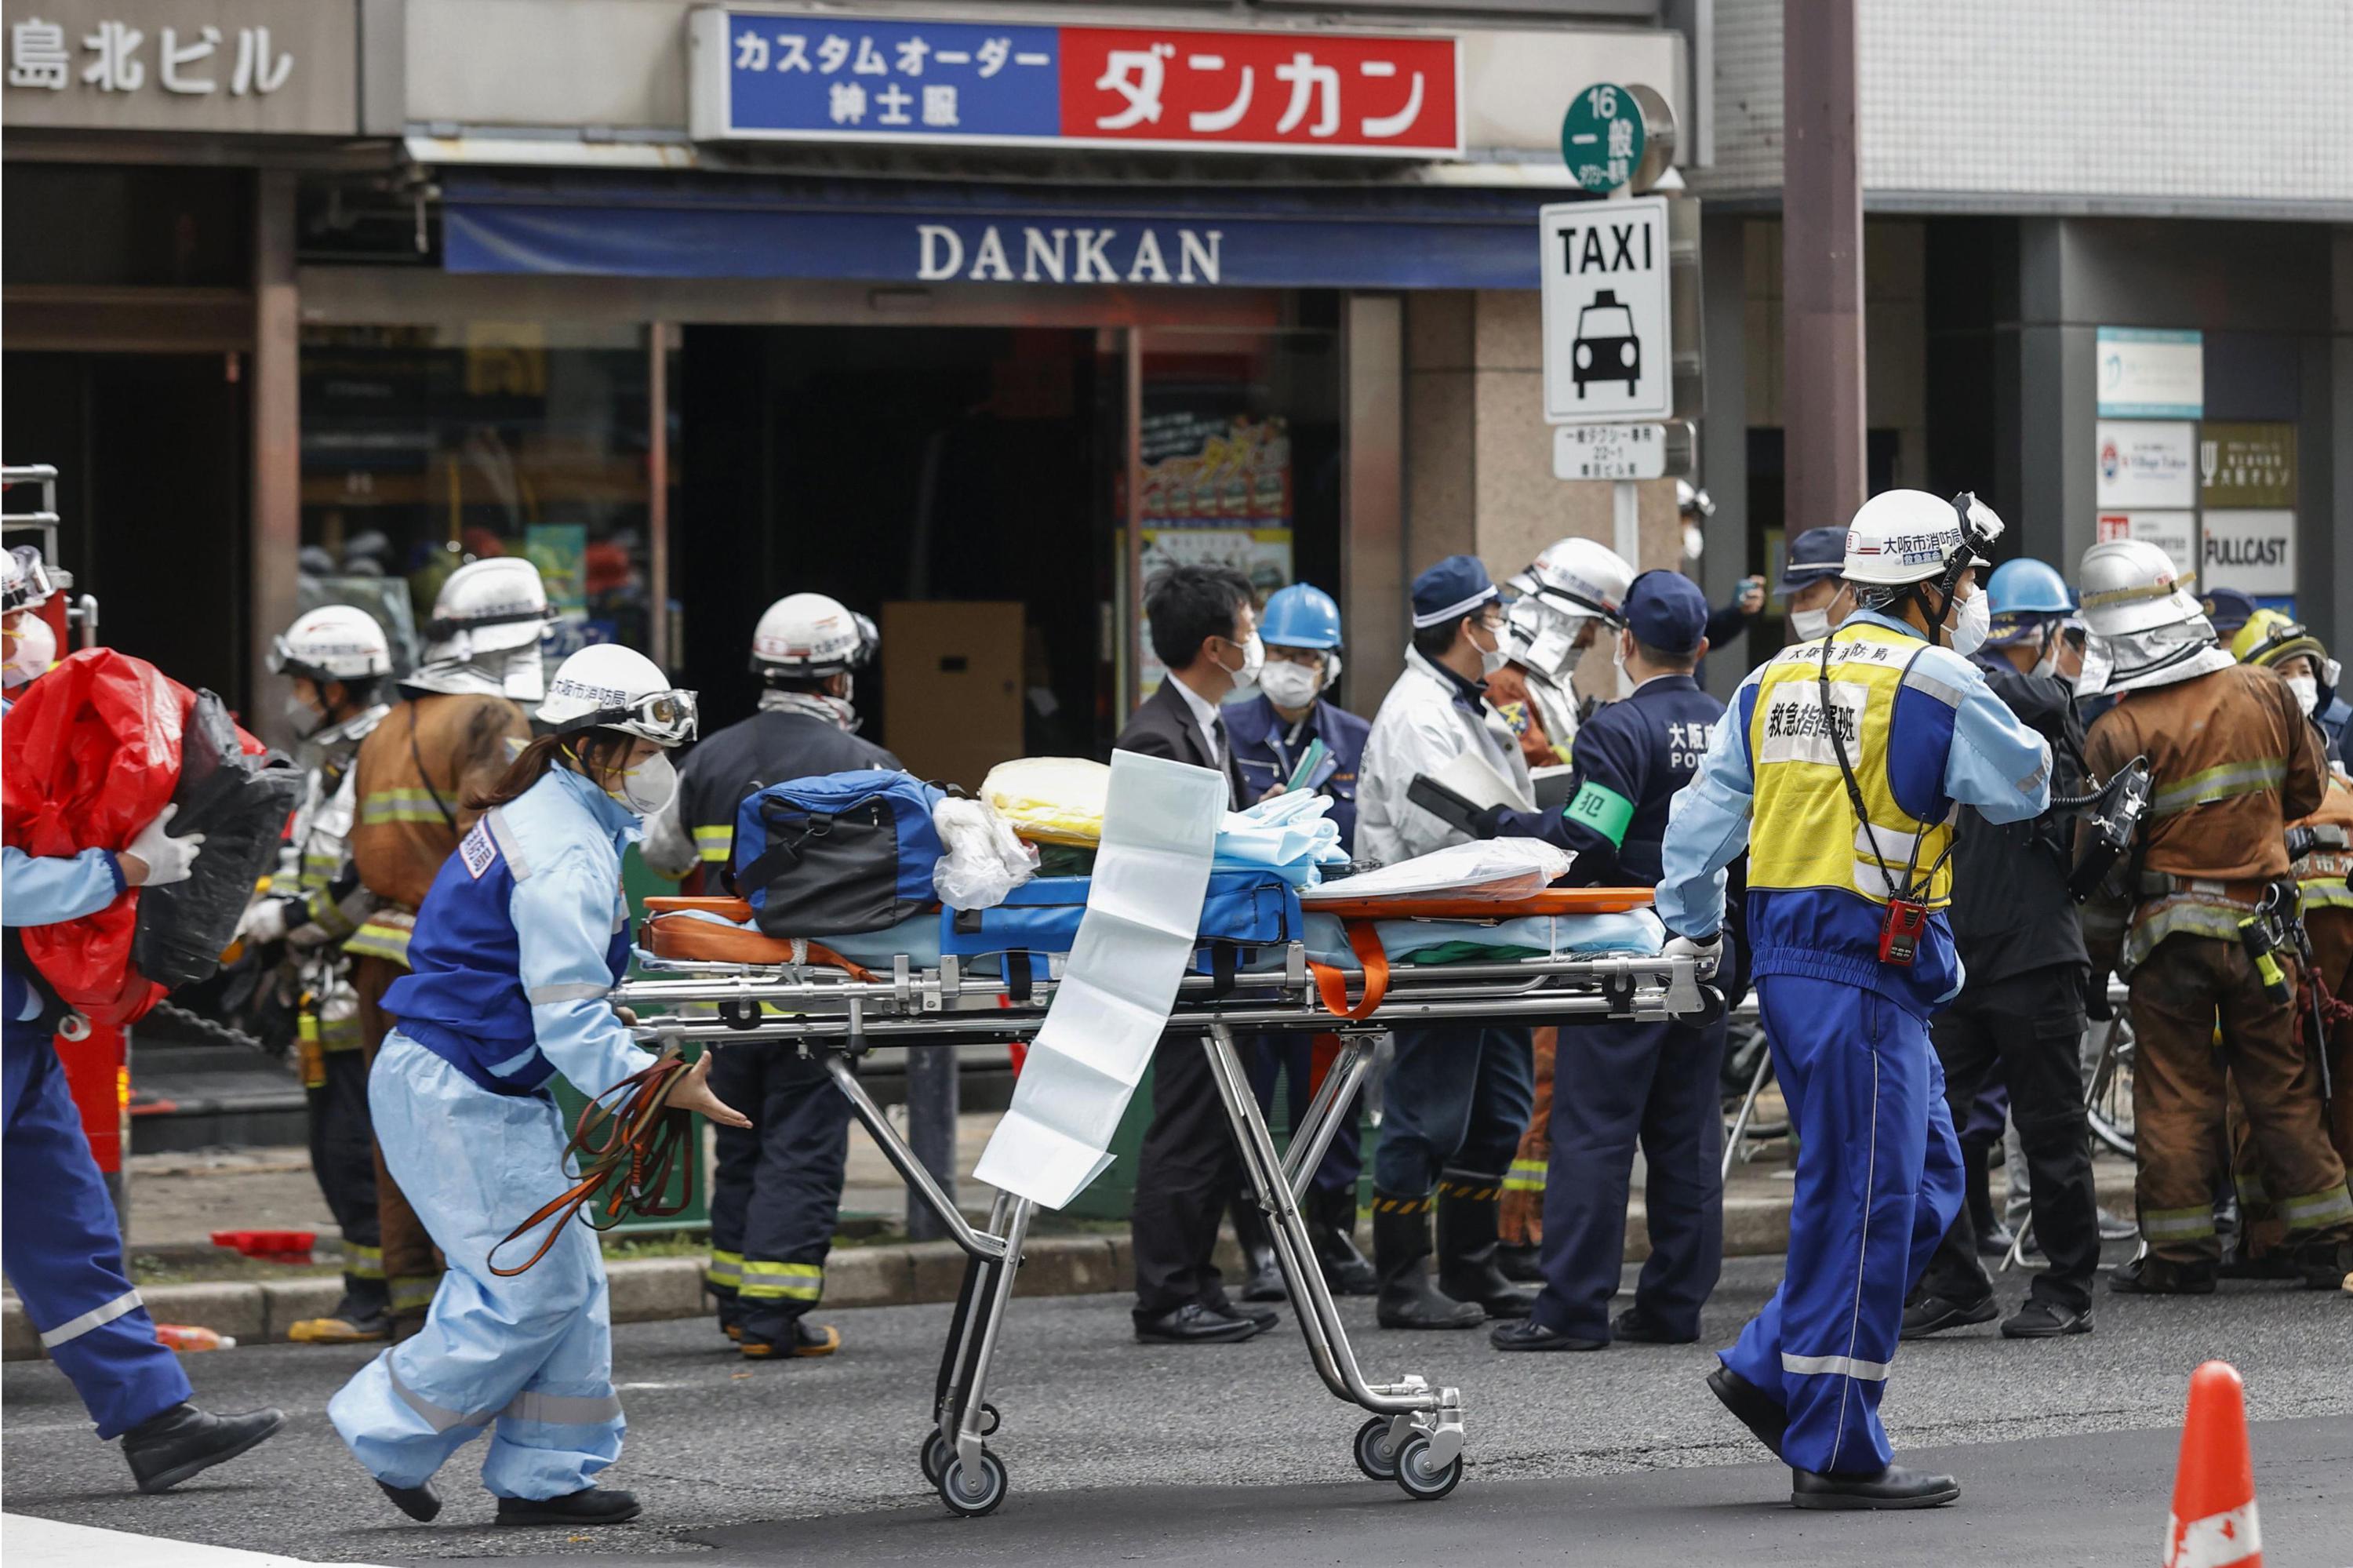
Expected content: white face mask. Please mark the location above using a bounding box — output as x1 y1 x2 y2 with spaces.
1473 621 1511 677
1947 589 1991 657
3 613 56 689
1612 636 1637 698
1218 631 1266 701
283 691 328 737
1257 657 1322 710
2285 673 2321 717
607 750 678 817
1787 606 1831 644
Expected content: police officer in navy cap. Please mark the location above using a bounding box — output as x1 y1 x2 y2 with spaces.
1777 526 1852 646
1475 569 1735 1351
2200 587 2258 646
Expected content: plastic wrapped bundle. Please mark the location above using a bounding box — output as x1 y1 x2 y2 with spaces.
132 691 303 990
1298 838 1573 907
980 756 1111 846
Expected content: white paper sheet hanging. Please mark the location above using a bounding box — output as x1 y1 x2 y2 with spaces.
972 749 1227 1209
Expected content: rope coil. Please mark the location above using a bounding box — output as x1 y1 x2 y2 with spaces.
490 1043 699 1277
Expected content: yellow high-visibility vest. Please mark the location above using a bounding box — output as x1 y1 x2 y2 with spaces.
1747 620 1958 909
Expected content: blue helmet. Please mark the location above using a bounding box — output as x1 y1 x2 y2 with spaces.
1260 582 1343 649
1984 557 2072 649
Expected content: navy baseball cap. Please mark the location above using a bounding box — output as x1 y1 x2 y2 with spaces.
2199 586 2257 638
1411 555 1500 629
1776 526 1848 594
1624 570 1711 657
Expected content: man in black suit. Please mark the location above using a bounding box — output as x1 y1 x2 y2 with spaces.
1119 564 1269 1344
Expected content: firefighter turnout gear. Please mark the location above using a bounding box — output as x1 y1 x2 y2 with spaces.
2080 660 2353 1274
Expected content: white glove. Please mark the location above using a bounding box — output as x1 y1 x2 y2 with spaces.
1663 931 1722 981
123 803 204 888
235 895 289 947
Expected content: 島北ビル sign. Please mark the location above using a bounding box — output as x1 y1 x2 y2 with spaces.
1539 195 1671 424
689 9 1460 157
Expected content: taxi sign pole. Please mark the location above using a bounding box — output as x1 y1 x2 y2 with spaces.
1604 185 1640 566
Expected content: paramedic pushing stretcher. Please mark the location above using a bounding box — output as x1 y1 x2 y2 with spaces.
329 646 749 1529
2 549 284 1493
1471 570 1733 1354
644 591 900 1359
1655 491 2051 1511
1356 555 1540 1332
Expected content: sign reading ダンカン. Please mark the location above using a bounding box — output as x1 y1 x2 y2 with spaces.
689 9 1460 158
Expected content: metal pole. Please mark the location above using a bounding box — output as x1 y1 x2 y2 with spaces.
647 320 672 670
1613 478 1641 569
1780 0 1867 535
905 1043 960 1242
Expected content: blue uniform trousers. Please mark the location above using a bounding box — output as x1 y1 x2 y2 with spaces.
1373 1024 1534 1195
704 1046 852 1344
2 1021 192 1439
1719 976 1964 1475
1243 1034 1362 1199
1532 1015 1727 1341
329 1033 624 1500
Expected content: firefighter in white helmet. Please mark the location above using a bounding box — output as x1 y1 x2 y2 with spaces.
238 606 400 1342
2070 539 2352 1294
643 591 900 1359
346 557 551 1335
329 643 746 1527
1492 537 1633 767
1657 489 2052 1509
3 545 59 690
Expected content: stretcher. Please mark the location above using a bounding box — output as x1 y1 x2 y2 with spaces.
611 889 1721 1517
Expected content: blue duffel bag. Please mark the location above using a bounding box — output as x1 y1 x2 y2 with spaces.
940 871 1303 997
733 770 947 936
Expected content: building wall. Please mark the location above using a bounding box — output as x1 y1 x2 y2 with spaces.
1708 0 2353 217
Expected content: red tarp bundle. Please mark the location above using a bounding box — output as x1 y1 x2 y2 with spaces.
2 647 253 1025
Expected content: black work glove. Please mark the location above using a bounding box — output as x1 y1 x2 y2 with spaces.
2286 825 2319 861
1469 803 1513 840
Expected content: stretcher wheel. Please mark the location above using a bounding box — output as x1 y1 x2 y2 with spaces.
920 1432 951 1486
937 1450 1008 1517
978 1402 1002 1436
1392 1433 1462 1501
1353 1416 1402 1482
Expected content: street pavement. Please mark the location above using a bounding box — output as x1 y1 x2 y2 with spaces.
5 1256 2348 1565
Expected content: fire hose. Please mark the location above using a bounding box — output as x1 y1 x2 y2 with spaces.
489 1043 698 1277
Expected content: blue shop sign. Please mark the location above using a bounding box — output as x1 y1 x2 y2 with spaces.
442 176 1573 292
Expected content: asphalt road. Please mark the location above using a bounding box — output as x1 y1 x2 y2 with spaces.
5 1257 2348 1566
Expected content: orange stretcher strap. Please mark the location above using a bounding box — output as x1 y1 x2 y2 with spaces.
642 911 878 980
1300 887 1653 922
1309 919 1391 1020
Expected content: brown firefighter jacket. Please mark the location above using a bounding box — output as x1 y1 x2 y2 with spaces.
2081 662 2326 976
344 692 531 968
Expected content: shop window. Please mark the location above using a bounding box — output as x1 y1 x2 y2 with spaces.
298 322 661 673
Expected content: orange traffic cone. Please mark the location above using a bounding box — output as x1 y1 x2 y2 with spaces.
2162 1361 2260 1568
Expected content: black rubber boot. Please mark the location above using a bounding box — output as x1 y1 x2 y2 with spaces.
1435 1171 1539 1319
1493 1242 1545 1284
121 1403 285 1494
496 1487 643 1526
1307 1186 1379 1297
1373 1197 1483 1330
2290 1234 2353 1290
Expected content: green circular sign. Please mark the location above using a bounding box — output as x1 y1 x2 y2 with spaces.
1561 82 1643 194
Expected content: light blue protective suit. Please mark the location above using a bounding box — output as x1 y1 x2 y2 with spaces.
327 765 654 1501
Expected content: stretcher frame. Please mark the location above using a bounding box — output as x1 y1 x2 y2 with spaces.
613 926 1717 1516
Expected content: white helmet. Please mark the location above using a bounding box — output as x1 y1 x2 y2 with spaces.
2075 539 2206 638
268 605 391 686
4 545 55 616
536 643 699 747
1842 489 2002 588
751 592 877 679
423 558 551 662
1514 537 1633 626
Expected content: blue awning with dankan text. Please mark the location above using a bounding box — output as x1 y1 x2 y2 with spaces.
441 173 1591 290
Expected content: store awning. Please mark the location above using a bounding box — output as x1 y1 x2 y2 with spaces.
441 172 1588 290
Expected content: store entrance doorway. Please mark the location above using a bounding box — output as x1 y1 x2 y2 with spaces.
681 325 1115 780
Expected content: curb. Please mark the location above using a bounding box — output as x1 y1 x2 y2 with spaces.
2 1168 2135 1361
